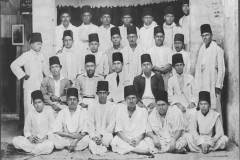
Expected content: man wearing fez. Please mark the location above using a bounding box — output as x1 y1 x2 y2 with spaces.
78 5 98 51
49 88 89 152
40 56 71 117
148 26 173 90
122 25 143 83
12 90 54 155
88 81 116 155
195 24 225 120
57 30 81 82
185 91 228 153
168 54 197 131
106 52 130 103
133 54 164 111
179 0 190 51
105 27 124 74
163 6 183 49
11 33 49 118
139 7 158 50
173 33 191 74
74 54 104 106
55 8 78 52
119 7 139 47
98 8 115 52
145 90 187 154
111 85 150 155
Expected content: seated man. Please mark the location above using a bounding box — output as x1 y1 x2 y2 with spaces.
168 54 197 130
185 91 228 154
41 56 71 116
88 81 116 155
49 88 89 152
133 54 164 111
111 85 150 155
12 90 54 155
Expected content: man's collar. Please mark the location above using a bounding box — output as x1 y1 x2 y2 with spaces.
142 71 155 78
50 74 64 81
163 22 176 28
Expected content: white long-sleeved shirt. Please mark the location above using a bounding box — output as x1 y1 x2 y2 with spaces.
98 24 115 52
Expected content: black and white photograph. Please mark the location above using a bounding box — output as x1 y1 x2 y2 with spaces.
0 0 239 160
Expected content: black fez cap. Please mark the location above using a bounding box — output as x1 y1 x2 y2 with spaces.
60 8 71 16
141 54 152 64
142 7 153 17
172 53 184 66
200 24 212 35
29 33 42 44
155 90 168 103
199 91 211 104
81 5 92 14
122 7 132 17
67 88 78 98
63 30 73 40
112 52 123 63
127 25 137 35
101 8 112 16
88 33 99 42
97 81 109 92
111 27 121 37
154 26 165 35
85 54 96 64
182 0 189 5
164 6 175 15
49 56 61 66
174 33 184 42
124 85 137 98
31 90 44 101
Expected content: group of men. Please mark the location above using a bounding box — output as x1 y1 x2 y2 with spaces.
10 0 228 157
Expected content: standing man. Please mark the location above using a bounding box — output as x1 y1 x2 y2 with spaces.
41 56 71 116
179 0 190 51
88 81 116 155
10 33 49 118
119 7 139 47
139 7 157 50
78 5 98 51
133 54 164 111
98 8 115 52
122 25 144 83
55 8 78 52
195 24 225 119
163 6 183 49
148 26 173 90
106 52 130 103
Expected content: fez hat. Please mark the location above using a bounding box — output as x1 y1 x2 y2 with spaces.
88 33 99 42
81 5 92 14
164 6 175 15
199 91 211 104
29 33 42 44
62 30 73 40
141 54 152 64
60 8 71 16
142 7 153 17
200 24 212 35
112 52 123 63
66 88 78 98
172 53 184 66
49 56 61 66
127 25 137 35
124 85 137 98
174 33 184 42
155 90 168 103
154 26 165 35
85 54 96 64
31 90 44 101
111 27 121 37
97 81 109 92
182 0 189 5
101 8 112 16
122 7 132 17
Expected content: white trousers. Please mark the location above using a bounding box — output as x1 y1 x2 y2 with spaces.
24 89 35 118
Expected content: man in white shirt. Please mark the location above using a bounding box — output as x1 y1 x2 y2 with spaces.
88 81 116 155
163 6 183 49
139 7 157 50
149 26 173 90
10 33 49 118
179 0 190 51
49 88 90 152
78 5 98 51
98 8 115 52
55 9 78 52
13 90 54 155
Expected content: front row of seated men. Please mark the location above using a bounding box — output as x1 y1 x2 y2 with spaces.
13 83 228 155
